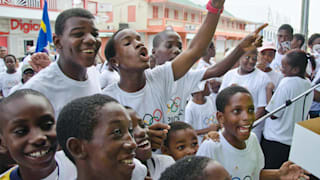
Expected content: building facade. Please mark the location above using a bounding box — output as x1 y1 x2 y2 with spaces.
0 0 258 59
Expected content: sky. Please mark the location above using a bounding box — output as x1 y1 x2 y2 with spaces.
192 0 320 35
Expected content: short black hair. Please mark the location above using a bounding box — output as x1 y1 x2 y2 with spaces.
285 49 314 76
216 86 251 113
308 33 320 47
278 24 294 35
293 33 305 48
56 94 118 163
159 156 212 180
104 28 127 61
55 8 95 36
0 89 52 133
153 30 176 48
3 54 17 62
164 121 194 147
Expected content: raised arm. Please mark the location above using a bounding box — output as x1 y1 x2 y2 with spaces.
171 0 225 81
202 23 268 80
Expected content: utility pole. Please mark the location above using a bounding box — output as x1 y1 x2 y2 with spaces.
300 0 310 50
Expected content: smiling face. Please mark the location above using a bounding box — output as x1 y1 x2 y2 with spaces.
84 102 137 179
153 31 182 65
165 128 199 160
218 92 255 149
277 29 292 44
239 50 258 74
0 94 57 173
127 109 152 162
258 49 276 65
112 29 149 72
54 17 101 68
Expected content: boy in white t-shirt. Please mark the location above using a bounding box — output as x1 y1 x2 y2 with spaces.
151 26 266 123
219 48 271 142
262 49 314 169
21 8 102 117
185 81 219 142
0 89 76 180
0 55 21 97
57 94 147 180
197 86 309 180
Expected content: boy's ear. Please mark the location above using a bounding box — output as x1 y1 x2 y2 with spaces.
292 67 300 75
109 57 119 70
216 112 225 129
53 35 62 49
152 48 156 55
66 137 88 160
0 135 8 154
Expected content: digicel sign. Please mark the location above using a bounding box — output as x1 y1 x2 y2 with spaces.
10 19 40 34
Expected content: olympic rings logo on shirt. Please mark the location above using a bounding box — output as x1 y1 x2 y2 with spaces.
232 176 252 180
143 109 163 126
167 97 181 113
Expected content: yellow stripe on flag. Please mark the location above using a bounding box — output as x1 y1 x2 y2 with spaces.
41 20 47 33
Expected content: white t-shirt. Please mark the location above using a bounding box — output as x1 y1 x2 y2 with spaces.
166 69 206 123
266 69 283 89
21 61 101 117
147 154 175 180
264 77 313 145
0 58 6 73
9 82 23 95
132 158 148 180
0 71 21 97
196 58 216 70
197 131 264 180
100 69 120 89
102 62 175 125
310 70 320 111
270 51 284 73
220 68 270 110
185 97 218 142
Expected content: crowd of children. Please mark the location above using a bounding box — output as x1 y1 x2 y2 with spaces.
0 0 319 179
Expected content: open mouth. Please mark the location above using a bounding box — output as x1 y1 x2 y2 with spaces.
137 139 150 149
26 147 53 159
239 125 251 133
82 49 96 54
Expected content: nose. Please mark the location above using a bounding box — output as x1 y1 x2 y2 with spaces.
83 33 97 45
173 47 181 56
29 129 47 147
123 132 137 152
185 147 197 156
135 40 144 49
134 126 147 139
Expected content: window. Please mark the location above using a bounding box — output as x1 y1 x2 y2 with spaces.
174 10 178 19
184 12 188 21
128 5 136 22
106 12 113 23
191 13 195 22
153 6 158 18
165 8 169 18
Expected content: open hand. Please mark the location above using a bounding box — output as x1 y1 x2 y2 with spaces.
239 23 268 52
279 161 309 180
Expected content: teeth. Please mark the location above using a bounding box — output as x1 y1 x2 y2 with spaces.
138 140 149 147
242 125 250 128
239 129 249 133
82 49 95 53
121 159 133 164
29 149 49 158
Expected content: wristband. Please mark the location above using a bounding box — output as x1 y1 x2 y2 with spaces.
206 0 224 14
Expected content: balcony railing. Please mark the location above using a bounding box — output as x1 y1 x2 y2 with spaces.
0 0 62 10
148 18 201 32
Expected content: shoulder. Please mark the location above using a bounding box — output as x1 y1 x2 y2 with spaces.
102 82 118 94
0 166 18 179
152 154 175 166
